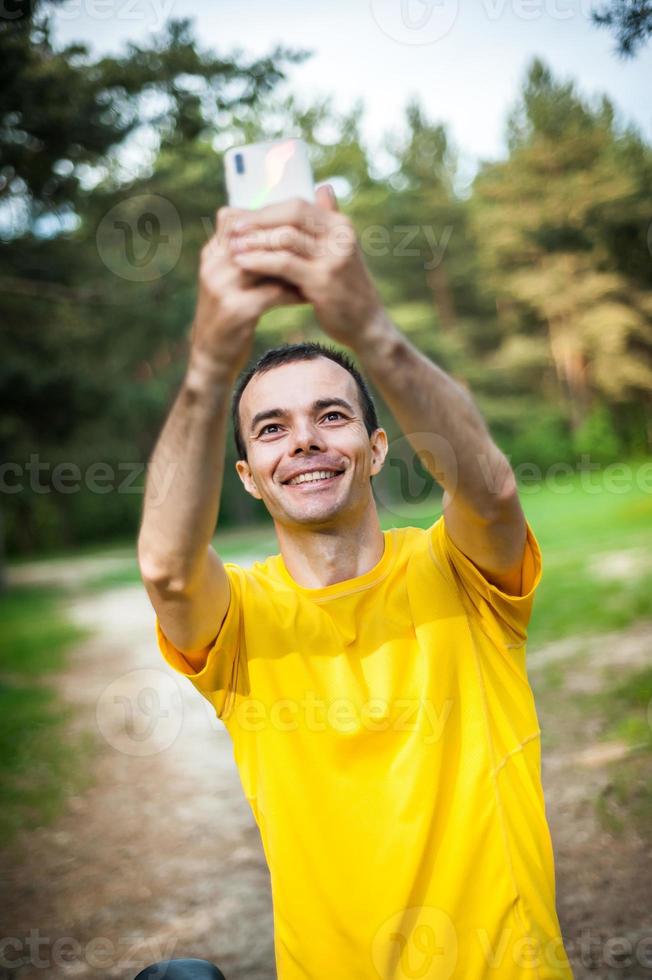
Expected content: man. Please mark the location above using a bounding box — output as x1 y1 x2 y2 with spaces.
136 186 574 979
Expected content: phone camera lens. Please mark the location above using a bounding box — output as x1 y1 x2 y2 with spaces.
234 153 245 175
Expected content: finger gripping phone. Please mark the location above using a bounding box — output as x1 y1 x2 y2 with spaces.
224 137 315 210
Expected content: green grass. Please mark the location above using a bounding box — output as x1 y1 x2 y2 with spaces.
593 665 652 750
82 565 141 590
552 661 652 837
378 462 652 649
0 585 87 673
0 585 94 843
522 477 652 647
8 538 137 566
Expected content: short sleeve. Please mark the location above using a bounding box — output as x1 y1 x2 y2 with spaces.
428 515 543 647
154 562 244 719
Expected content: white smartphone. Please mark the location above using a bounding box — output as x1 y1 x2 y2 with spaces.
224 137 315 210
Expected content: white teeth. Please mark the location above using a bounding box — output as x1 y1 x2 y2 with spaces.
287 469 340 486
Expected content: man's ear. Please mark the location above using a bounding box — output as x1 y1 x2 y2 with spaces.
370 428 389 477
235 459 262 500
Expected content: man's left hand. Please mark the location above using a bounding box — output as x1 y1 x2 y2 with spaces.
225 186 384 348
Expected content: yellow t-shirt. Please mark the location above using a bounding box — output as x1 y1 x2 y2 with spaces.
155 517 574 980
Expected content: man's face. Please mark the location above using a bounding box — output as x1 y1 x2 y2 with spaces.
235 357 387 529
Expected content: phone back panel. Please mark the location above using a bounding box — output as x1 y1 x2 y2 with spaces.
224 138 315 210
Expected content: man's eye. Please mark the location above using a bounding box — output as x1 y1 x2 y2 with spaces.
259 413 344 436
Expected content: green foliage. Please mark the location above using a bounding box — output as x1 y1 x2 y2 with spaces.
473 60 652 434
506 408 575 470
1 3 306 553
2 20 652 555
592 0 652 55
0 3 307 222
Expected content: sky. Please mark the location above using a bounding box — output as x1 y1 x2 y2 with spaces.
52 0 651 180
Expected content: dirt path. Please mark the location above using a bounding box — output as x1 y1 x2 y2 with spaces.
1 580 276 980
1 576 651 979
529 625 652 979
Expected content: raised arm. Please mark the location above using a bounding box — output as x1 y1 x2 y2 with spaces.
226 189 526 594
348 311 526 595
137 209 301 666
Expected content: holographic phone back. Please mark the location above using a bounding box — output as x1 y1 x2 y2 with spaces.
224 138 316 210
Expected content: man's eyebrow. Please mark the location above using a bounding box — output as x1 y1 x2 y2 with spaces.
250 398 356 433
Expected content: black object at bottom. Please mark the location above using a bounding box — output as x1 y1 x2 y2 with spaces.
134 959 226 980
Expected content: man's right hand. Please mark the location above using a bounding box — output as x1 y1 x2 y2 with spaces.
188 206 304 382
140 208 303 660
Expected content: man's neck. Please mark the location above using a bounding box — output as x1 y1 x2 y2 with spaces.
274 506 386 590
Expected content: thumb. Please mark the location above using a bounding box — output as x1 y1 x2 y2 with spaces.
315 183 339 213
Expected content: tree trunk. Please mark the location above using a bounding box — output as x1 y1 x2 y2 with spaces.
548 315 590 430
426 263 456 331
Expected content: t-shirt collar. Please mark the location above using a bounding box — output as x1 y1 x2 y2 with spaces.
273 529 395 601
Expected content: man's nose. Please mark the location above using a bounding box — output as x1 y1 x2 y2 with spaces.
288 421 326 455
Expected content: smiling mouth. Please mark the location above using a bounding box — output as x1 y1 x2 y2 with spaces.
283 469 344 488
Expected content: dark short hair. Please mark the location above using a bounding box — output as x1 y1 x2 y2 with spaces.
231 342 379 461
